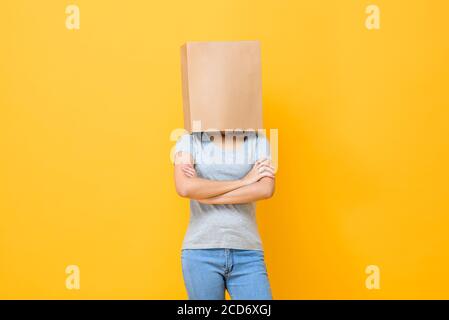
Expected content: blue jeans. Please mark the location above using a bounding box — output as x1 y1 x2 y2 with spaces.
181 248 272 300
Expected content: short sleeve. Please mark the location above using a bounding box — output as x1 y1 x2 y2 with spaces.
175 134 193 155
255 133 271 161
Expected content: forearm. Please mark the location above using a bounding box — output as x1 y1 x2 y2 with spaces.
174 153 275 201
198 178 275 205
177 177 247 200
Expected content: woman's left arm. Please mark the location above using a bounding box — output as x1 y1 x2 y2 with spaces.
197 177 275 205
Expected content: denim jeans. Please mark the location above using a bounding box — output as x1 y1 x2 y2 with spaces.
181 248 272 300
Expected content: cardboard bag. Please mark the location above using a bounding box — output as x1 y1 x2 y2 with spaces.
180 41 263 132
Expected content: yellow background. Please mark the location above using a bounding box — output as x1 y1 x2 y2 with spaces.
1 0 449 299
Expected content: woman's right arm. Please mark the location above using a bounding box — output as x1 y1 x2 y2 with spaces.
174 152 274 200
174 151 246 199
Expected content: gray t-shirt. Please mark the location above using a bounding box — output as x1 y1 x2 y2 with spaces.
175 132 271 251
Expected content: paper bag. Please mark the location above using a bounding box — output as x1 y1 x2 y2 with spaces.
180 41 263 132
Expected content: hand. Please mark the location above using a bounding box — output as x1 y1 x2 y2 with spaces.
242 158 275 186
181 164 197 178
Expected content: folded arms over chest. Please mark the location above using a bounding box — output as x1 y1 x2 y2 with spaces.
174 152 275 204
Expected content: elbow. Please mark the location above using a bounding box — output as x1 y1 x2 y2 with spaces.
176 185 190 198
176 181 200 199
176 186 203 200
261 185 275 199
177 189 188 198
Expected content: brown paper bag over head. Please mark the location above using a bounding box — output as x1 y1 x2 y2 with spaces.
180 41 263 132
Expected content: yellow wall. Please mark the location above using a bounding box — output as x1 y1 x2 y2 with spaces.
1 0 449 299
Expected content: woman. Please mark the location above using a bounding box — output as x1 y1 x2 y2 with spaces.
174 130 275 300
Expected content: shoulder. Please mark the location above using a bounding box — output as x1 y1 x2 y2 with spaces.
175 133 193 153
243 131 269 148
175 133 190 146
255 131 271 160
256 132 269 144
175 132 202 154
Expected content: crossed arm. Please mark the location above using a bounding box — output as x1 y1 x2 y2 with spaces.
195 177 275 204
174 152 275 205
